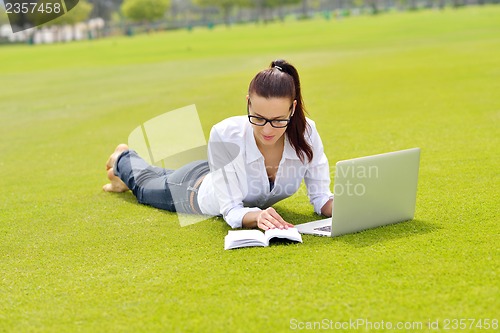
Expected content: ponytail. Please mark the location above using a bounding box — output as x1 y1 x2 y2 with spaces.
248 59 313 163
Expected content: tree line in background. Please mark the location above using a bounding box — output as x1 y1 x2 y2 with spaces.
1 0 499 37
87 0 500 27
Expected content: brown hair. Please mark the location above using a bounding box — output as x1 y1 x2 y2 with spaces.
248 59 313 163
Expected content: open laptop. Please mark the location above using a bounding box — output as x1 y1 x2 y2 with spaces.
296 148 420 237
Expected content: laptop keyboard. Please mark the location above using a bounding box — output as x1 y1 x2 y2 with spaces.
314 225 331 232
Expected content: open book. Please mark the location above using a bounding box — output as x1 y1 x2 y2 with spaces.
224 228 303 250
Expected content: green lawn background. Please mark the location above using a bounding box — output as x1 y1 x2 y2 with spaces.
0 6 499 332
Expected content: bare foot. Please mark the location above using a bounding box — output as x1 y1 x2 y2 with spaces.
103 168 129 192
103 144 130 192
106 143 129 171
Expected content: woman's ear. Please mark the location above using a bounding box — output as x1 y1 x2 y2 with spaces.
246 94 250 102
291 99 297 116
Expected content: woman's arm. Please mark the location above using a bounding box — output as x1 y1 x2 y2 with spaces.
321 198 333 217
207 125 256 228
303 120 334 216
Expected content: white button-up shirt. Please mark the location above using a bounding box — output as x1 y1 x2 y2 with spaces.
197 116 333 228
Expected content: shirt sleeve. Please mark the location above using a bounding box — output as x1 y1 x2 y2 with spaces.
207 126 261 228
304 121 334 215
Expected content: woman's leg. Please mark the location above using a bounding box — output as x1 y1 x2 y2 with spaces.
163 160 209 214
112 149 177 211
103 144 209 213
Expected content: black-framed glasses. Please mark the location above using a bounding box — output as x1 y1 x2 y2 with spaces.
247 101 293 128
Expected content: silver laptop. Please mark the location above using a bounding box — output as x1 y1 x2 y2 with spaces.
296 148 420 237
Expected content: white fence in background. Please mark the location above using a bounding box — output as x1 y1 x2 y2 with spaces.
0 18 105 44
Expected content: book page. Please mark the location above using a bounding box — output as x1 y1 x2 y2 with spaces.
224 230 267 250
264 228 303 243
226 230 266 241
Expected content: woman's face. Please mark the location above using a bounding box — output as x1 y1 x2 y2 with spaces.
247 94 296 148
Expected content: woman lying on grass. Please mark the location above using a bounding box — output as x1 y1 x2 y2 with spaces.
103 59 333 230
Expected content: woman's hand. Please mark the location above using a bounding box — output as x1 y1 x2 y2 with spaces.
321 198 333 217
257 207 294 231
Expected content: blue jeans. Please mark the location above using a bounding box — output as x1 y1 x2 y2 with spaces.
114 150 209 214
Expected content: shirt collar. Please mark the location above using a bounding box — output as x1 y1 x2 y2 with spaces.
283 135 301 160
245 123 300 163
245 124 262 163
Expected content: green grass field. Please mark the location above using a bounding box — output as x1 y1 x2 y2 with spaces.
1 6 499 332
